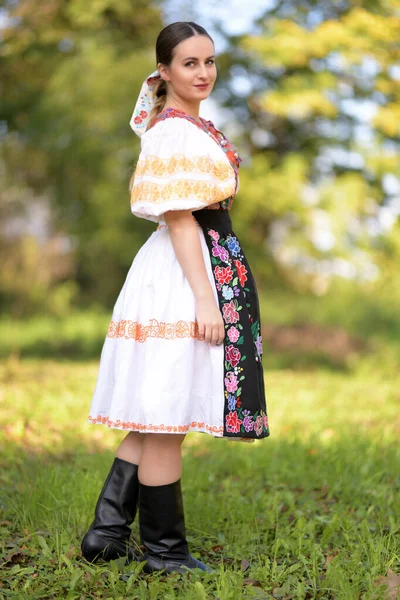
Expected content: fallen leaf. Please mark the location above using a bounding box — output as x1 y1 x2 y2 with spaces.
65 545 76 559
241 558 251 572
273 587 287 598
319 484 329 498
323 551 339 570
2 551 30 567
243 578 262 587
374 569 400 599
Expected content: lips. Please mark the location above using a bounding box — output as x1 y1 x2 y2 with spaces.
195 84 209 88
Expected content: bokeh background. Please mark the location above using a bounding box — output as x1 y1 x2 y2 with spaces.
1 1 399 598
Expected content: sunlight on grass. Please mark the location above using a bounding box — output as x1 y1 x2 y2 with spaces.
0 333 399 598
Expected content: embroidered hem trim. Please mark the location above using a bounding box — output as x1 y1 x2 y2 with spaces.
88 415 224 435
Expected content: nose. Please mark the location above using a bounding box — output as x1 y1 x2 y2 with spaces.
197 63 209 80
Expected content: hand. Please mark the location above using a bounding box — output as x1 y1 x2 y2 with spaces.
196 297 225 346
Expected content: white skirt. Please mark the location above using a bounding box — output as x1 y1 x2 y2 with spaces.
88 223 225 437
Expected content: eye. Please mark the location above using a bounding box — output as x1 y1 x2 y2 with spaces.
184 60 215 67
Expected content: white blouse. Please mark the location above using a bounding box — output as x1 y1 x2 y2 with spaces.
129 116 237 224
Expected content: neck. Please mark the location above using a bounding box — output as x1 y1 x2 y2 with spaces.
163 97 202 122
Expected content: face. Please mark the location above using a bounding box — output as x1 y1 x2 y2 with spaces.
158 35 217 103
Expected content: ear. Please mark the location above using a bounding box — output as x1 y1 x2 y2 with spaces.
157 63 170 82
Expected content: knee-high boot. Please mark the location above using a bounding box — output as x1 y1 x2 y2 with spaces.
81 457 139 564
138 478 211 574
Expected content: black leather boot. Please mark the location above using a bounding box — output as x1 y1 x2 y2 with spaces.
81 457 139 564
138 479 211 574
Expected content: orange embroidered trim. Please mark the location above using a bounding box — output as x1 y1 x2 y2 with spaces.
134 154 232 180
106 318 200 342
88 415 224 435
130 179 235 207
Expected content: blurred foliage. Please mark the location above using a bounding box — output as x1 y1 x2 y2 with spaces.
222 2 400 298
1 0 400 317
0 0 162 314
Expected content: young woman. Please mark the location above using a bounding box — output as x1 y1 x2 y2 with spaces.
81 21 269 574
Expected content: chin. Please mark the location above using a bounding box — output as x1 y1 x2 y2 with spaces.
195 87 213 98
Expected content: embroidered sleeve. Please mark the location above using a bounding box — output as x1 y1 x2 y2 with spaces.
129 117 236 223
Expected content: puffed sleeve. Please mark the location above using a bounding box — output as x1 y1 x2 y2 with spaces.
129 117 236 224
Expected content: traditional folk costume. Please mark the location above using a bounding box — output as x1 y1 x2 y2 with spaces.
81 69 270 573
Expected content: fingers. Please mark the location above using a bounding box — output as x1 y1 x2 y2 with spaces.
198 322 225 345
198 323 205 341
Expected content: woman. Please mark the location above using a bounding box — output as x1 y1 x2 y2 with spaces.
81 21 270 574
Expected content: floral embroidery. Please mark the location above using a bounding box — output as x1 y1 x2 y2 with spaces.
88 415 224 435
134 153 233 181
212 241 230 263
225 371 239 393
226 235 240 257
225 411 243 434
207 227 269 437
107 318 201 342
251 319 263 360
148 108 242 211
242 410 255 432
227 394 236 410
226 345 241 367
222 285 234 301
214 265 233 285
131 179 235 208
222 300 240 324
209 229 220 241
227 325 240 343
233 259 248 288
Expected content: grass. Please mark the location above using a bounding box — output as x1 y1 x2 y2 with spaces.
0 296 399 599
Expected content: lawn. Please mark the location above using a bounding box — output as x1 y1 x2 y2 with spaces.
0 305 399 599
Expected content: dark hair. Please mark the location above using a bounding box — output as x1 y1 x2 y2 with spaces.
146 21 214 130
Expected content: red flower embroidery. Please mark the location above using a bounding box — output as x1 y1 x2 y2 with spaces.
140 110 148 118
214 265 233 285
225 344 241 367
134 116 142 124
225 411 243 433
234 259 248 287
222 300 239 324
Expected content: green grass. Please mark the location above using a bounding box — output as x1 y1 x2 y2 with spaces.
0 344 399 599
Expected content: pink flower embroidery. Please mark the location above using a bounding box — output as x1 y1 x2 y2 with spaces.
227 326 240 343
208 229 220 241
140 110 148 118
225 371 238 393
262 413 269 430
134 116 142 124
222 301 239 324
254 415 263 436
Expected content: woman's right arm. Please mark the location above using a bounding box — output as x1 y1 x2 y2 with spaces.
164 209 224 347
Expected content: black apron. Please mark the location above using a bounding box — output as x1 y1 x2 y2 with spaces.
193 208 270 440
